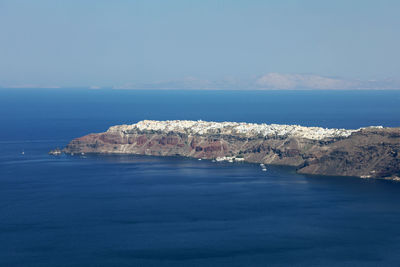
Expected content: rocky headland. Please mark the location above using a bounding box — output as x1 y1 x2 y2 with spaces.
62 120 400 180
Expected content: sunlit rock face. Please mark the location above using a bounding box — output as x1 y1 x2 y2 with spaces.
63 120 399 180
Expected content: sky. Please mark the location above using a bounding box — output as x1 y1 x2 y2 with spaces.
0 0 399 89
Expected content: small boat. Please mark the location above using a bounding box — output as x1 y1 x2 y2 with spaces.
49 148 62 156
21 151 25 155
262 168 267 172
260 163 265 167
198 158 202 161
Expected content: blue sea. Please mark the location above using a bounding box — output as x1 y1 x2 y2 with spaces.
1 89 400 267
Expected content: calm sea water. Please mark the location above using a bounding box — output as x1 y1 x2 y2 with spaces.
1 89 400 266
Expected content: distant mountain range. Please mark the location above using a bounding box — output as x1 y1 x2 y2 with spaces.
113 73 400 90
2 73 400 90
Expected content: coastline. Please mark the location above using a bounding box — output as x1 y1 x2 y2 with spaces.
56 120 400 181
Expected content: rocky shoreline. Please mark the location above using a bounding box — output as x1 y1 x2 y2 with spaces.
59 120 400 180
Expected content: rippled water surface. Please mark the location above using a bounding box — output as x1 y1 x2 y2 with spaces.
1 89 400 266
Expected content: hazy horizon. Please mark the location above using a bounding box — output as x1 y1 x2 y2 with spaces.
1 0 400 89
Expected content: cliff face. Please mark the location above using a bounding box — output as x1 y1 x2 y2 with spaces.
298 128 400 178
63 120 400 180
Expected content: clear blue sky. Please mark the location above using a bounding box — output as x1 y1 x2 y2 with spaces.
0 0 399 87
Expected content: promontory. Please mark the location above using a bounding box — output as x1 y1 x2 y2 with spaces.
61 120 400 180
